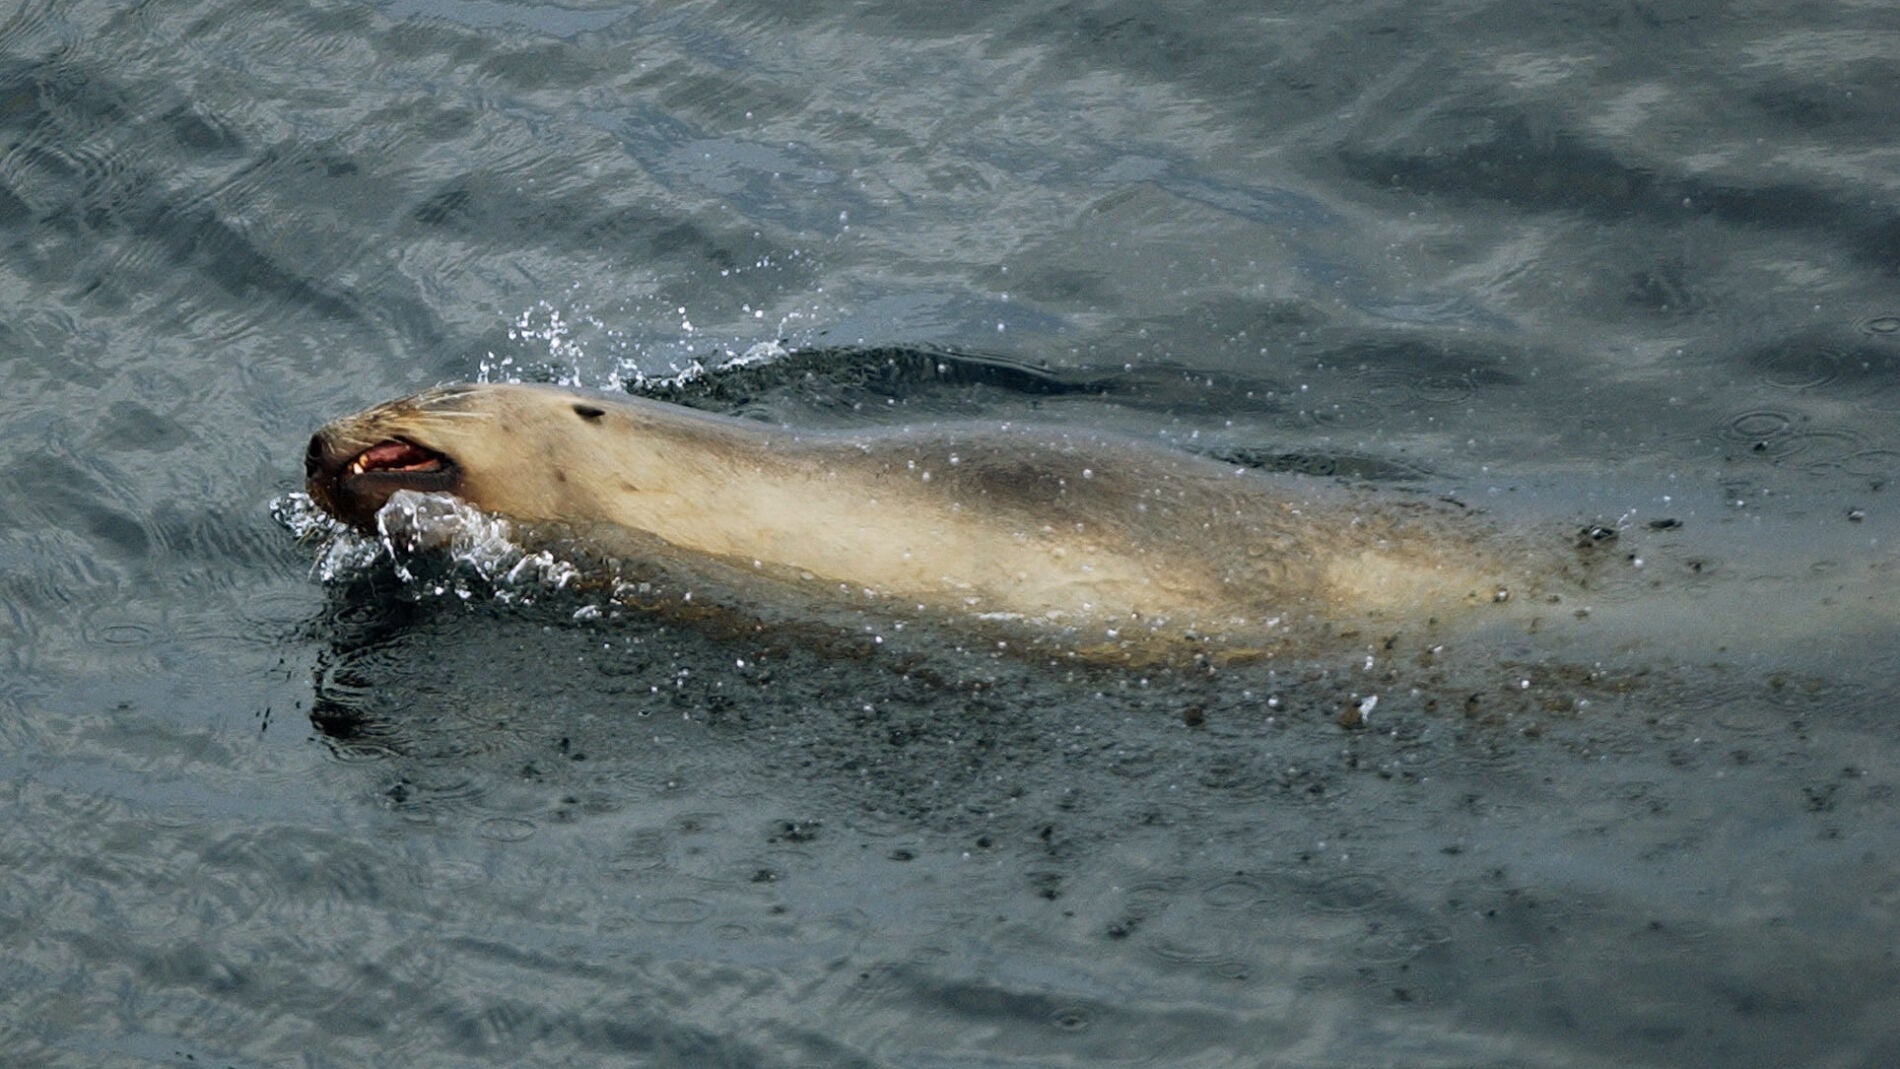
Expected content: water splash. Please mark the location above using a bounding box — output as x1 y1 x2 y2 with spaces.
478 288 821 394
271 490 587 611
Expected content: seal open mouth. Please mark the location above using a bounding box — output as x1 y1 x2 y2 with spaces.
306 430 461 530
348 440 447 477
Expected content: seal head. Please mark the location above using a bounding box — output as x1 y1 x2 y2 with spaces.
305 393 466 529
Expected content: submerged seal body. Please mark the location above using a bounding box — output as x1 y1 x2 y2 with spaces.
305 383 1531 659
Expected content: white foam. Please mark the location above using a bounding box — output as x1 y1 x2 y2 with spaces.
272 490 587 607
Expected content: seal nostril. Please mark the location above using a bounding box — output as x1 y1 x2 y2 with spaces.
304 433 327 480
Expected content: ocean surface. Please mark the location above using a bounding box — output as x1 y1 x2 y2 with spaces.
4 1 1899 1066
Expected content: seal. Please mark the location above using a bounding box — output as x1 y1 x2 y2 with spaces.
305 383 1533 660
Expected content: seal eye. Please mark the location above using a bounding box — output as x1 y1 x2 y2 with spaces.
572 403 605 422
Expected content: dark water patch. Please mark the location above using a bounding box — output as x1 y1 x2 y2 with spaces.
1701 402 1886 480
144 504 309 573
1745 62 1900 135
1004 0 1412 132
88 399 194 453
977 148 1341 232
123 191 353 322
1338 113 1664 216
0 174 29 224
1743 326 1900 393
477 40 617 92
3 451 150 558
1319 334 1525 414
613 104 872 235
0 57 368 323
406 168 801 285
377 0 636 40
633 59 816 133
1339 110 1900 275
1624 256 1709 316
155 102 243 156
1137 164 1338 229
631 343 1112 419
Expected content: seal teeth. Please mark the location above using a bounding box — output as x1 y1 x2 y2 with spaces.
349 457 366 476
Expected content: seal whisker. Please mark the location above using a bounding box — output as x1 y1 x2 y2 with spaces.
414 385 488 407
401 410 496 428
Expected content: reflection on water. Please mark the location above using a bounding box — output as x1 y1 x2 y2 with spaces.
3 0 1899 1066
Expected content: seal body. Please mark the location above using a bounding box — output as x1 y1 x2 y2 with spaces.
306 383 1527 659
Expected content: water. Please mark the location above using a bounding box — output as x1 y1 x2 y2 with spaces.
4 1 1899 1066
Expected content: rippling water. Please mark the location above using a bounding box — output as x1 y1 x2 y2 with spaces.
4 1 1899 1066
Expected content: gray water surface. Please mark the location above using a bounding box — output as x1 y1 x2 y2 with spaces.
3 1 1898 1066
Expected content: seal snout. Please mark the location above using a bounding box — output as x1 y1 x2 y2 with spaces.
305 424 459 531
